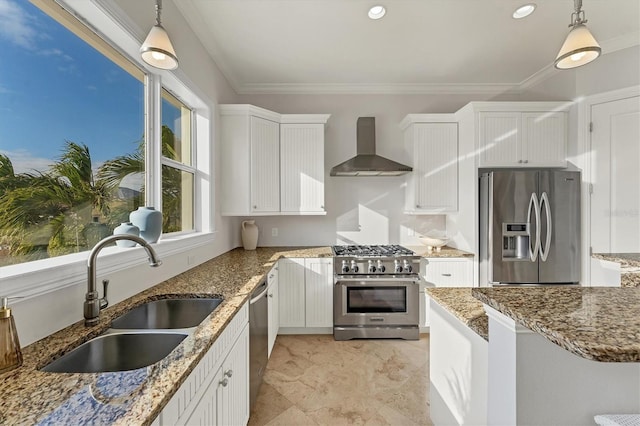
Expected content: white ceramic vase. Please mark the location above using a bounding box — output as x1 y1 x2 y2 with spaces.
241 220 258 250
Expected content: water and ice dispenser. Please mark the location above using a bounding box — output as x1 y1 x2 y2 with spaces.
502 223 530 261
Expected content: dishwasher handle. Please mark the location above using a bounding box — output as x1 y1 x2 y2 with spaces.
250 281 268 304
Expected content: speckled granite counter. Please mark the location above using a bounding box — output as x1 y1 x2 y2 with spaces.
592 253 640 287
407 245 474 258
473 286 640 362
0 246 331 425
426 288 488 340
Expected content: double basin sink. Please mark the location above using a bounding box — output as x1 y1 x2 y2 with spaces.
41 298 223 373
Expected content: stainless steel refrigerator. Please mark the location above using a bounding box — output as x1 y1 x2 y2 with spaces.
479 170 581 286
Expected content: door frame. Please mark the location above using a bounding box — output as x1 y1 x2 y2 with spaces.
577 85 640 285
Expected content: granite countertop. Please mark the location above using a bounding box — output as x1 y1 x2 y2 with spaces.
407 245 474 258
473 286 640 362
0 246 332 425
425 288 488 340
592 253 640 288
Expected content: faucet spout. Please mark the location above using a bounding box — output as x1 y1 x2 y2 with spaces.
84 234 162 326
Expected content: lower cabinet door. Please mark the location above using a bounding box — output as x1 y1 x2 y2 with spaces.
278 258 306 327
304 258 334 327
267 279 279 357
219 325 250 426
185 368 223 426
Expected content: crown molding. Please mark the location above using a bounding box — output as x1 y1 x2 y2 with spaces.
235 82 518 95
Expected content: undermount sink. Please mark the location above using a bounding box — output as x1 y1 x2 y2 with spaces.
110 298 224 329
41 332 187 373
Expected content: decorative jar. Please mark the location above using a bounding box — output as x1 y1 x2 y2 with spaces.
129 207 163 243
113 222 140 247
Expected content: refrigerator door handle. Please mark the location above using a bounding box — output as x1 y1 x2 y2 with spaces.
540 192 552 262
527 192 541 262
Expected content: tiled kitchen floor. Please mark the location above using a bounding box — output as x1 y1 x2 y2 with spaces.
248 334 433 426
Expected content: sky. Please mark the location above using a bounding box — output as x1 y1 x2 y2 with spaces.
0 0 179 175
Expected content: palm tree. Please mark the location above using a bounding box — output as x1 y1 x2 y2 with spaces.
0 141 112 261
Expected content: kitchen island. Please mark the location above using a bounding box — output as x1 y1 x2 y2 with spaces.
0 246 331 425
428 286 640 425
476 286 640 425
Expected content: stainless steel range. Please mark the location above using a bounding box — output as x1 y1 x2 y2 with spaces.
332 245 420 340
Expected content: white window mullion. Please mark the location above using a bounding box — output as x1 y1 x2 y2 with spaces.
146 74 163 209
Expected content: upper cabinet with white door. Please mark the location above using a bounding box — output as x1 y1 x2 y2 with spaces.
400 114 459 214
280 118 327 214
220 105 330 216
474 102 569 168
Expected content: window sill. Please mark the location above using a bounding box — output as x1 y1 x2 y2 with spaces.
0 232 216 299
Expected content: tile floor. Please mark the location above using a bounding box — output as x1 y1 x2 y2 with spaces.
248 334 433 426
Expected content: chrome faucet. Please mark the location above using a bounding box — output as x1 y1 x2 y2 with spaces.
84 234 162 326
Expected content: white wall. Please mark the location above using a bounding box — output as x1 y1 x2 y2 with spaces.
234 93 497 246
9 0 241 346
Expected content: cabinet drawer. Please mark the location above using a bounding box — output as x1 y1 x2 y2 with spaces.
424 259 474 287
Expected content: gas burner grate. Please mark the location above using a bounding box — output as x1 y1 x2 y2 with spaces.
332 245 415 257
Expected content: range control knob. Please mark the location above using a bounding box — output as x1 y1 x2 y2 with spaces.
341 260 349 274
351 260 359 273
368 260 376 274
394 260 403 273
377 260 386 273
403 260 413 273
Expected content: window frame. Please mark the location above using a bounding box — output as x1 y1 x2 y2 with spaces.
0 0 215 299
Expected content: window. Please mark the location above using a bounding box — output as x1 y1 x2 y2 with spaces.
0 0 201 271
161 89 195 234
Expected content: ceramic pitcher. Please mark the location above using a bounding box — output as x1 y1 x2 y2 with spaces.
241 220 258 250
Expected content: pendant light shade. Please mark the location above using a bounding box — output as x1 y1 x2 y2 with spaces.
140 0 178 70
554 0 600 69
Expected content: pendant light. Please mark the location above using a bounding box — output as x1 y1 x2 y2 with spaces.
554 0 600 69
140 0 179 70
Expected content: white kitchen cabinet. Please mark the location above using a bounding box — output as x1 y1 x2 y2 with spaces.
478 109 567 168
220 105 329 216
278 258 334 333
160 303 249 426
423 258 474 287
280 123 325 214
277 258 306 327
401 116 458 213
250 116 280 213
267 264 279 357
304 258 334 327
220 105 281 216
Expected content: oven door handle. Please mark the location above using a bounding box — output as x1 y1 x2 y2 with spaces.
335 276 420 283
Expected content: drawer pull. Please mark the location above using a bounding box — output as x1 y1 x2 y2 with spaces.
220 378 229 387
442 273 452 277
224 369 233 378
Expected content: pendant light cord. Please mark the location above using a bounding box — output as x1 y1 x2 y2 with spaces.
155 0 163 26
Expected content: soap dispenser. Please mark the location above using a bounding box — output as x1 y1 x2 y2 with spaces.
0 297 22 374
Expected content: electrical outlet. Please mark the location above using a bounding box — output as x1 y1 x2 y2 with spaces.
271 228 278 237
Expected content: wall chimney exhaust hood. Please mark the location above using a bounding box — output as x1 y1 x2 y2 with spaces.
330 117 412 176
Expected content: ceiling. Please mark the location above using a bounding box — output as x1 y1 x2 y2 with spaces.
175 0 640 95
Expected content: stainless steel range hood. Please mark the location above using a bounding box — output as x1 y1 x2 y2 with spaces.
330 117 412 176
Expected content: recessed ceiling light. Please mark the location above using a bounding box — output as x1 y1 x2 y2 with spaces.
368 5 386 20
513 3 536 19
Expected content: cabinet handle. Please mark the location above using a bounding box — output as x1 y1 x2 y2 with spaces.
320 205 324 209
518 160 523 163
269 274 274 279
253 205 257 209
442 273 452 277
224 369 233 378
416 204 421 208
268 293 274 298
523 159 529 164
220 378 229 387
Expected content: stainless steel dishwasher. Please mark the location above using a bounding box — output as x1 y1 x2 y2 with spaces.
249 279 268 410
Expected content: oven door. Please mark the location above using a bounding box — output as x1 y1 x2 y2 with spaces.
334 277 420 327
